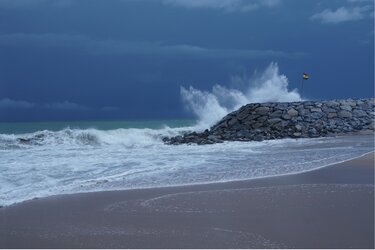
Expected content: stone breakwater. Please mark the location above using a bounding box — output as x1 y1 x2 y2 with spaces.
163 98 375 145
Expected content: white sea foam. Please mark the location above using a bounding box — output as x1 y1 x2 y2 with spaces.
0 127 373 206
181 62 302 130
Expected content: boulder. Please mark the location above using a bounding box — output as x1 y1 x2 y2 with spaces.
270 110 283 117
254 106 270 115
228 118 238 126
340 105 352 111
310 112 325 119
292 132 302 137
352 109 367 117
326 101 340 107
338 110 352 118
268 118 282 124
287 108 299 117
295 125 302 131
310 108 322 113
327 112 337 119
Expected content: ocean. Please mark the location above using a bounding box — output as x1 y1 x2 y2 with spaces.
0 119 373 206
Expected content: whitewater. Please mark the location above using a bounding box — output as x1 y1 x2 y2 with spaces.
1 63 373 206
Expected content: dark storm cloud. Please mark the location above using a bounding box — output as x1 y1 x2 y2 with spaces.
0 0 73 9
0 98 89 111
0 33 303 59
158 0 281 12
0 0 373 122
0 98 35 109
119 0 281 12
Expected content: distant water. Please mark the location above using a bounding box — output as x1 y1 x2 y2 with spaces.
0 119 373 206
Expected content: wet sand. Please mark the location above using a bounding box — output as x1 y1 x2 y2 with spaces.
0 152 374 248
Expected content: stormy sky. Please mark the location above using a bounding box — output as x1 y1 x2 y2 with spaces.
0 0 373 122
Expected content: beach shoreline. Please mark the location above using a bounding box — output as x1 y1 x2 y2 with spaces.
0 152 374 248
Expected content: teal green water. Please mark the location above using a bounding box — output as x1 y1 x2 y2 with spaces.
0 119 195 134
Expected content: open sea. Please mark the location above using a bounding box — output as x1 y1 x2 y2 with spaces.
0 119 374 206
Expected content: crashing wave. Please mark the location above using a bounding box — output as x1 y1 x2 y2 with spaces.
180 62 302 130
0 126 195 150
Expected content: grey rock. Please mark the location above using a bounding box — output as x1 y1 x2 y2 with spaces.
323 108 338 113
270 110 283 117
254 135 264 141
297 107 308 116
291 117 303 122
340 105 352 111
358 103 370 110
327 112 337 119
276 103 289 110
287 108 299 116
310 112 325 119
236 130 250 138
309 128 317 134
268 118 282 124
352 109 367 117
254 106 270 115
338 110 353 118
310 108 322 113
247 114 261 120
228 118 238 126
207 135 218 140
252 123 263 129
341 100 357 107
326 101 340 107
304 101 315 106
242 119 256 126
280 120 290 127
293 132 302 137
257 116 268 123
237 113 249 120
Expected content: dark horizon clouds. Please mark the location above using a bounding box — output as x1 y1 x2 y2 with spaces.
0 0 373 122
0 0 73 9
0 33 303 59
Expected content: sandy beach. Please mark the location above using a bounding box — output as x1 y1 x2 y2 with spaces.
0 152 373 248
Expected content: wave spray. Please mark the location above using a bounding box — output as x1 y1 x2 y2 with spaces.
181 62 302 130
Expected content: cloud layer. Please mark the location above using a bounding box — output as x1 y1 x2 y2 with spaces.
0 0 72 9
310 5 372 24
0 33 303 59
0 98 35 109
161 0 281 12
0 98 89 111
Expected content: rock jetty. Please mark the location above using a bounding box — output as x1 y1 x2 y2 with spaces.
163 98 374 145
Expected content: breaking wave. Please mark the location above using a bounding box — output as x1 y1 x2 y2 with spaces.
0 126 193 150
181 62 302 130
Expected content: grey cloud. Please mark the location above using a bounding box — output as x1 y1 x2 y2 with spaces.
43 101 89 111
311 5 373 24
347 0 374 3
0 0 73 9
161 0 281 12
0 98 89 111
0 33 303 59
0 98 35 109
